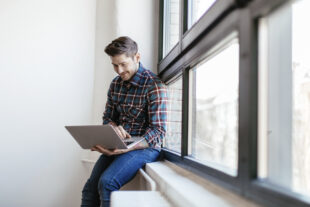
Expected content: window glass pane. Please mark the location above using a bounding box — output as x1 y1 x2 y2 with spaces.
258 0 310 198
163 0 180 57
189 38 239 176
164 77 182 153
188 0 216 29
292 0 310 197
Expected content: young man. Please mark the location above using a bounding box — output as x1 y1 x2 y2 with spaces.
81 36 167 207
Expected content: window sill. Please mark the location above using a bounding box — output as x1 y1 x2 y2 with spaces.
145 160 262 207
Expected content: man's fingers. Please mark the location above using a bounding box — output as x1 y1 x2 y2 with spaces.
112 149 129 155
111 125 131 139
94 145 114 156
117 125 131 139
114 127 124 138
125 131 131 138
92 145 130 155
90 147 96 151
95 145 108 152
117 126 127 138
123 131 131 139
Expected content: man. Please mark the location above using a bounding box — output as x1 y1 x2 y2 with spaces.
81 36 167 207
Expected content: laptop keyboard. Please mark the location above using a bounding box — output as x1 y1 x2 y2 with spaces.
124 141 134 145
124 136 142 145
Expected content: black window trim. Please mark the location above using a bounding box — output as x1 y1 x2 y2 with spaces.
158 0 236 75
158 0 310 207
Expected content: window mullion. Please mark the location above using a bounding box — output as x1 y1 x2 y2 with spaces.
179 0 185 53
182 0 189 34
237 8 258 184
181 68 190 157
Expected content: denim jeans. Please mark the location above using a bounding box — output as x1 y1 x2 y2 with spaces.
81 148 160 207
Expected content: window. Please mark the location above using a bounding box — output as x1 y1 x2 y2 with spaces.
159 0 310 206
188 0 216 29
163 0 180 57
188 37 239 176
165 76 183 153
258 0 310 198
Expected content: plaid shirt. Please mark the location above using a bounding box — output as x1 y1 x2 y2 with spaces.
102 63 167 149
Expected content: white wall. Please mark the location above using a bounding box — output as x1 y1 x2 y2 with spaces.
0 0 96 206
91 0 117 125
91 0 159 125
0 0 159 206
115 0 159 72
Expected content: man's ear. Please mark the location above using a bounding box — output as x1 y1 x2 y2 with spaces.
135 53 141 63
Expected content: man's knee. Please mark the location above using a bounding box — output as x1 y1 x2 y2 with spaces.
98 173 120 193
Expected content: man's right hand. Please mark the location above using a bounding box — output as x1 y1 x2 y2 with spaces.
109 122 131 139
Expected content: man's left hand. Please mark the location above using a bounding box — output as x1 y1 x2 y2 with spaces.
91 145 131 156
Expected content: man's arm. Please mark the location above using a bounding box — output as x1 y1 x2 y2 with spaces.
126 83 168 150
143 82 168 148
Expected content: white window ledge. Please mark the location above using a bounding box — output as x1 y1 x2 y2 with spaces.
145 161 262 207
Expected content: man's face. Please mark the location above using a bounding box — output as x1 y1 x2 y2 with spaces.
110 53 140 81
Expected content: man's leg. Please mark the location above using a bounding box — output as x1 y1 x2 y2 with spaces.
98 148 160 207
81 154 114 207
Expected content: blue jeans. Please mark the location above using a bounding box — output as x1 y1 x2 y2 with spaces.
81 148 160 207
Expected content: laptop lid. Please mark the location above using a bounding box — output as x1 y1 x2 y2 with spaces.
65 125 142 150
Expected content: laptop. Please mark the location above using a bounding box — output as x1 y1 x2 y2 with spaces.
65 125 144 150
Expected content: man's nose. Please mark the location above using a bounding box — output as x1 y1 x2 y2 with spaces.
116 66 124 74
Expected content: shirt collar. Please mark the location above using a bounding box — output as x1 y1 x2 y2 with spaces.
124 63 144 87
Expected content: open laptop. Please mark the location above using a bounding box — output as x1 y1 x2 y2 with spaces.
65 125 144 150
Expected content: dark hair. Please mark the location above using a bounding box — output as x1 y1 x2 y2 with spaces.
104 36 138 57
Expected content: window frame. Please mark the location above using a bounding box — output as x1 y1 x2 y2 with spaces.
158 0 236 75
187 34 240 177
158 0 310 206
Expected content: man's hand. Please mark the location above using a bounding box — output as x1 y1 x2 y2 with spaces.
91 145 131 156
109 122 131 139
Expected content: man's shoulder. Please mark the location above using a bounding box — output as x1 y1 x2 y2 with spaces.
141 68 165 88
